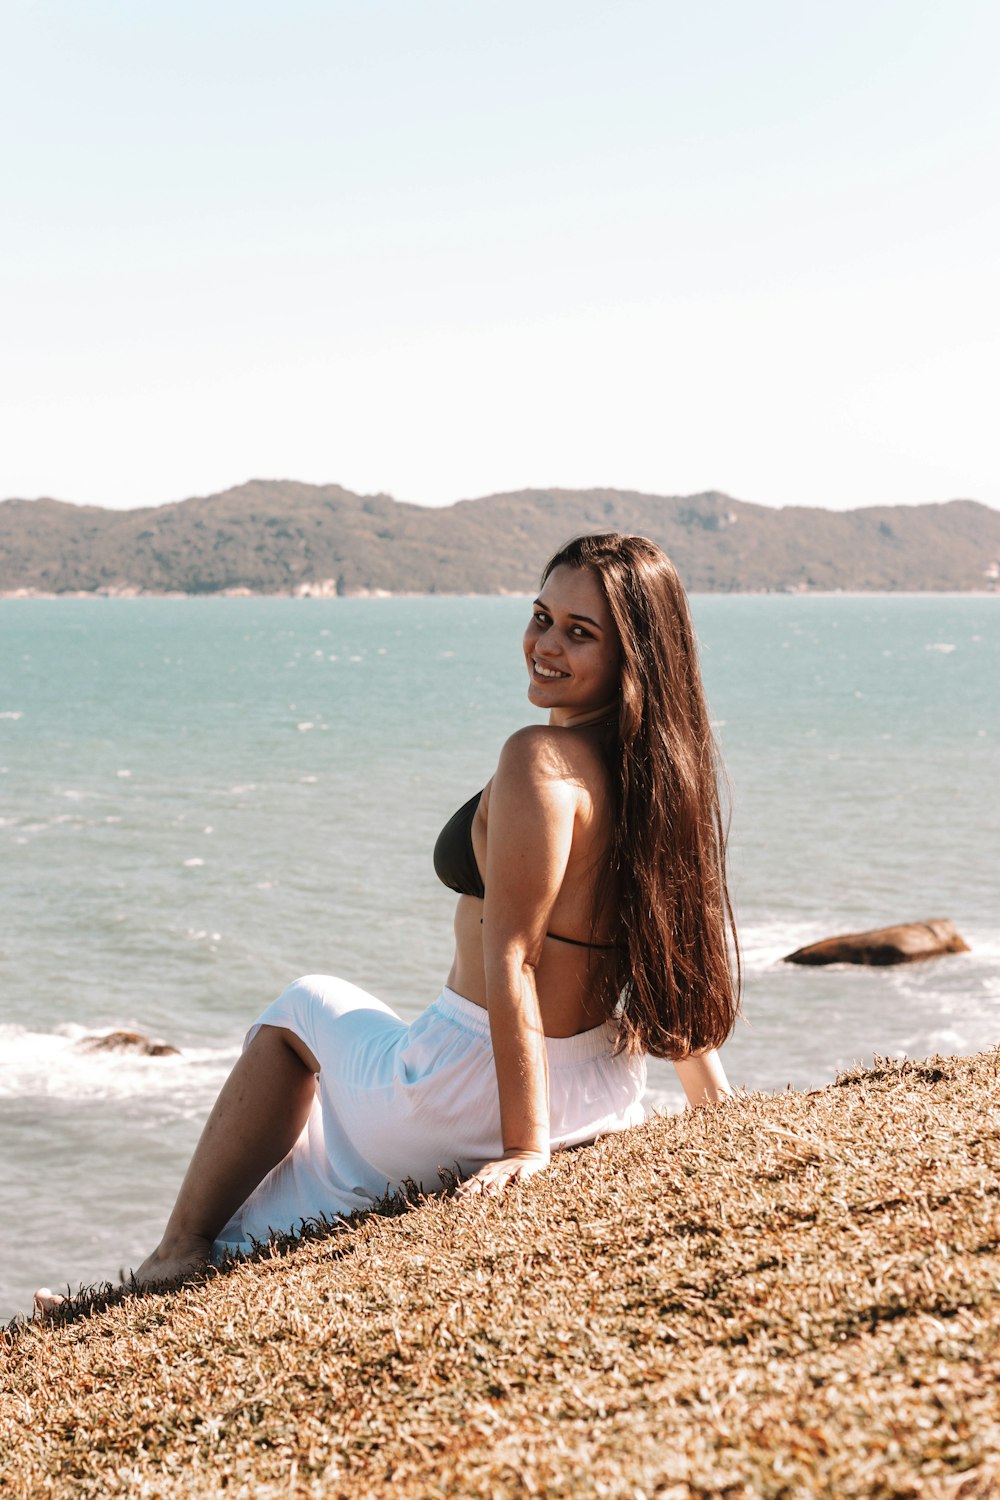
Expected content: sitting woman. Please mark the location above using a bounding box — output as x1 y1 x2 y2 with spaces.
39 531 740 1306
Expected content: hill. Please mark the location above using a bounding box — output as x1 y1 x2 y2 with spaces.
3 1049 997 1497
1 480 999 594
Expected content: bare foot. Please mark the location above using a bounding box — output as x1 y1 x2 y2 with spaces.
33 1236 212 1315
132 1233 213 1289
33 1287 67 1318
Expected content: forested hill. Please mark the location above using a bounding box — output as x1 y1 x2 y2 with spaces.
1 481 999 594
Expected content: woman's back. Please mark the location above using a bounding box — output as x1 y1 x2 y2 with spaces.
445 720 620 1036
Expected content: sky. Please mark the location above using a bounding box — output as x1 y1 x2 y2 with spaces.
1 0 998 513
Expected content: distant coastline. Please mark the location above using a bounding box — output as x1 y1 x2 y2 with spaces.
5 588 1000 602
2 480 999 595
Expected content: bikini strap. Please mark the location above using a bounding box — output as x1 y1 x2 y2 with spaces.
477 916 619 951
546 929 621 951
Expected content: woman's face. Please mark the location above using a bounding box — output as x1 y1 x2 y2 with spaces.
523 564 621 725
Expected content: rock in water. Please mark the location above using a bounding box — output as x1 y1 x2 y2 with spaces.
784 919 970 967
77 1029 181 1057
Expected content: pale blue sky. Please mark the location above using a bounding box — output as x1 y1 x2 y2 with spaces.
2 0 997 510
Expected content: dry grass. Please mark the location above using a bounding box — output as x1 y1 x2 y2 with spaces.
2 1049 999 1498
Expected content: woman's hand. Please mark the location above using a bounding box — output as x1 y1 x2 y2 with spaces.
455 1149 550 1200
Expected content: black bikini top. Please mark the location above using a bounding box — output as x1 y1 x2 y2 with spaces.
434 790 486 900
433 790 618 951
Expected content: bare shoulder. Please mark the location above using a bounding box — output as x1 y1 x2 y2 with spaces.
494 724 609 798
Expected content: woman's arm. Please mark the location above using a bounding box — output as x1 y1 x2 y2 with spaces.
672 1049 733 1107
455 728 578 1197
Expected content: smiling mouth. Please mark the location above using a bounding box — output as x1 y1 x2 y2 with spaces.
532 659 570 680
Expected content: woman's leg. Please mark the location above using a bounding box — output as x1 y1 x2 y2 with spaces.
133 1024 319 1286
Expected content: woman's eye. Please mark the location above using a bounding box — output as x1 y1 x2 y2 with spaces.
570 625 592 639
533 611 550 626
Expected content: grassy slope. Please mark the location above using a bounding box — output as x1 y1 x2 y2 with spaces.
2 1050 998 1499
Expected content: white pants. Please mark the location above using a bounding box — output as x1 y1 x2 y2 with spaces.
214 975 647 1255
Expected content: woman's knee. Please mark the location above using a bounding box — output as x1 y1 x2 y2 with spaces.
252 1022 320 1076
260 973 394 1076
274 1025 320 1075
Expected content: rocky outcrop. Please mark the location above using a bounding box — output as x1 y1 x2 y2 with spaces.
784 919 970 967
76 1029 180 1057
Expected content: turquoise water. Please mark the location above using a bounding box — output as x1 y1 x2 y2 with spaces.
1 595 998 1321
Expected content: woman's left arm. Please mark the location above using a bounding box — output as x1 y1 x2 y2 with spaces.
455 728 577 1198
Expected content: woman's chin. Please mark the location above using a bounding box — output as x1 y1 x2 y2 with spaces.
527 682 557 709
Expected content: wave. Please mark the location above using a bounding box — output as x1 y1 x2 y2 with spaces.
894 1025 972 1055
737 918 827 971
0 1024 237 1104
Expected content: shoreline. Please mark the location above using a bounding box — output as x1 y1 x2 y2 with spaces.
3 587 1000 601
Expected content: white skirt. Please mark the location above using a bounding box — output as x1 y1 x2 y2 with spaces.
214 974 647 1255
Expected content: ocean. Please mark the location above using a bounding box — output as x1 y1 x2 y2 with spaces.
1 594 997 1323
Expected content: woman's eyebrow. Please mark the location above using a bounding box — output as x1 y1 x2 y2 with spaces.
534 596 603 631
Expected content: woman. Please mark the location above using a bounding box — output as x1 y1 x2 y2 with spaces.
38 532 739 1307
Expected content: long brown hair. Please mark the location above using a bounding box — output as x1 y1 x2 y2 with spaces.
541 533 740 1059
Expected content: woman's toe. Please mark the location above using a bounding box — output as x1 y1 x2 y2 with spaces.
33 1287 67 1317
